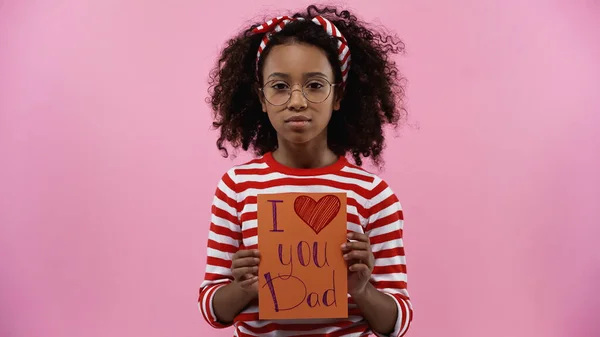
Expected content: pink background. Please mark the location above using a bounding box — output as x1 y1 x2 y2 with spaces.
1 0 599 336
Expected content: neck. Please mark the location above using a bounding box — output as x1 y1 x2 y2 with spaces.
272 137 338 169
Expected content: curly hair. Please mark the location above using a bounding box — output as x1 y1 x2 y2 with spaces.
207 4 406 167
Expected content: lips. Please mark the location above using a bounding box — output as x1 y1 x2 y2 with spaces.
285 116 311 122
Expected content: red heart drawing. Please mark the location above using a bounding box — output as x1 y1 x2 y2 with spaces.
294 195 341 234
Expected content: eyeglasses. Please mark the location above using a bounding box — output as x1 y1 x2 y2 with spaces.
259 78 337 106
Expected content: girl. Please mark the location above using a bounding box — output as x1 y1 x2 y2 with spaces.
198 5 413 337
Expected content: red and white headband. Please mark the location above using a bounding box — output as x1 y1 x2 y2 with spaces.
252 15 351 86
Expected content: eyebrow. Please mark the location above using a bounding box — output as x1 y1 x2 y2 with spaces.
267 72 329 80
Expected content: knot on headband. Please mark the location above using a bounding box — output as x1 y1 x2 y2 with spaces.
252 15 351 86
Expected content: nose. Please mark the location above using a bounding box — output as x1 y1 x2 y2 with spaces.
287 85 307 111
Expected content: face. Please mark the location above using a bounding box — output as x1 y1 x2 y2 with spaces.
259 43 341 146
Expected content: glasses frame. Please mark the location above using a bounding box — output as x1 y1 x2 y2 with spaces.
258 78 338 106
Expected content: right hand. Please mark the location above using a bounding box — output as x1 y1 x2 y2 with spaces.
231 249 261 297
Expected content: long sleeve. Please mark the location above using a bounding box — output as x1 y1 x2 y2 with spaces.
198 170 241 328
366 178 413 337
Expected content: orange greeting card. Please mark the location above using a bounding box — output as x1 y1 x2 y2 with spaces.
257 193 348 320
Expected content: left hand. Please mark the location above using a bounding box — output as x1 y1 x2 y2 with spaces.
342 232 375 296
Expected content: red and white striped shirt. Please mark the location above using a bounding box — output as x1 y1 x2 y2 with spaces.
198 152 413 337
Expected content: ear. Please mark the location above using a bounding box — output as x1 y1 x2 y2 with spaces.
255 82 268 113
333 87 343 111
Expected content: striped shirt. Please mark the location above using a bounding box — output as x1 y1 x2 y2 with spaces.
198 152 413 337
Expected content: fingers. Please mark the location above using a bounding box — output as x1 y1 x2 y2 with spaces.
232 266 259 279
237 275 259 288
341 240 369 252
231 249 261 283
347 232 369 243
232 249 261 260
343 249 372 263
341 233 374 271
231 256 260 269
348 263 370 273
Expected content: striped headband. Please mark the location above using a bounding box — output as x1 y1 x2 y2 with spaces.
252 15 351 86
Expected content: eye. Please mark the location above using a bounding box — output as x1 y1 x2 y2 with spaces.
305 81 325 90
270 82 289 90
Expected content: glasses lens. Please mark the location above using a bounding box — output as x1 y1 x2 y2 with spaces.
262 79 332 105
303 79 331 103
263 81 291 106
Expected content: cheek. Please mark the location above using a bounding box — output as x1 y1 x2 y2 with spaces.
312 113 333 130
266 108 285 126
316 105 334 122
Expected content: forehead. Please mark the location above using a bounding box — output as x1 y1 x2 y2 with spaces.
262 43 334 80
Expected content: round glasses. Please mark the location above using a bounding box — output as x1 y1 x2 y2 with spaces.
259 78 337 106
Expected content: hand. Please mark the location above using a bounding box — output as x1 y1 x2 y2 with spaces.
231 249 261 298
342 232 375 297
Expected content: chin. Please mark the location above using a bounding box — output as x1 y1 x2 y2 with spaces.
282 132 315 145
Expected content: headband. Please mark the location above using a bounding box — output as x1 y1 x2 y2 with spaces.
252 15 351 86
